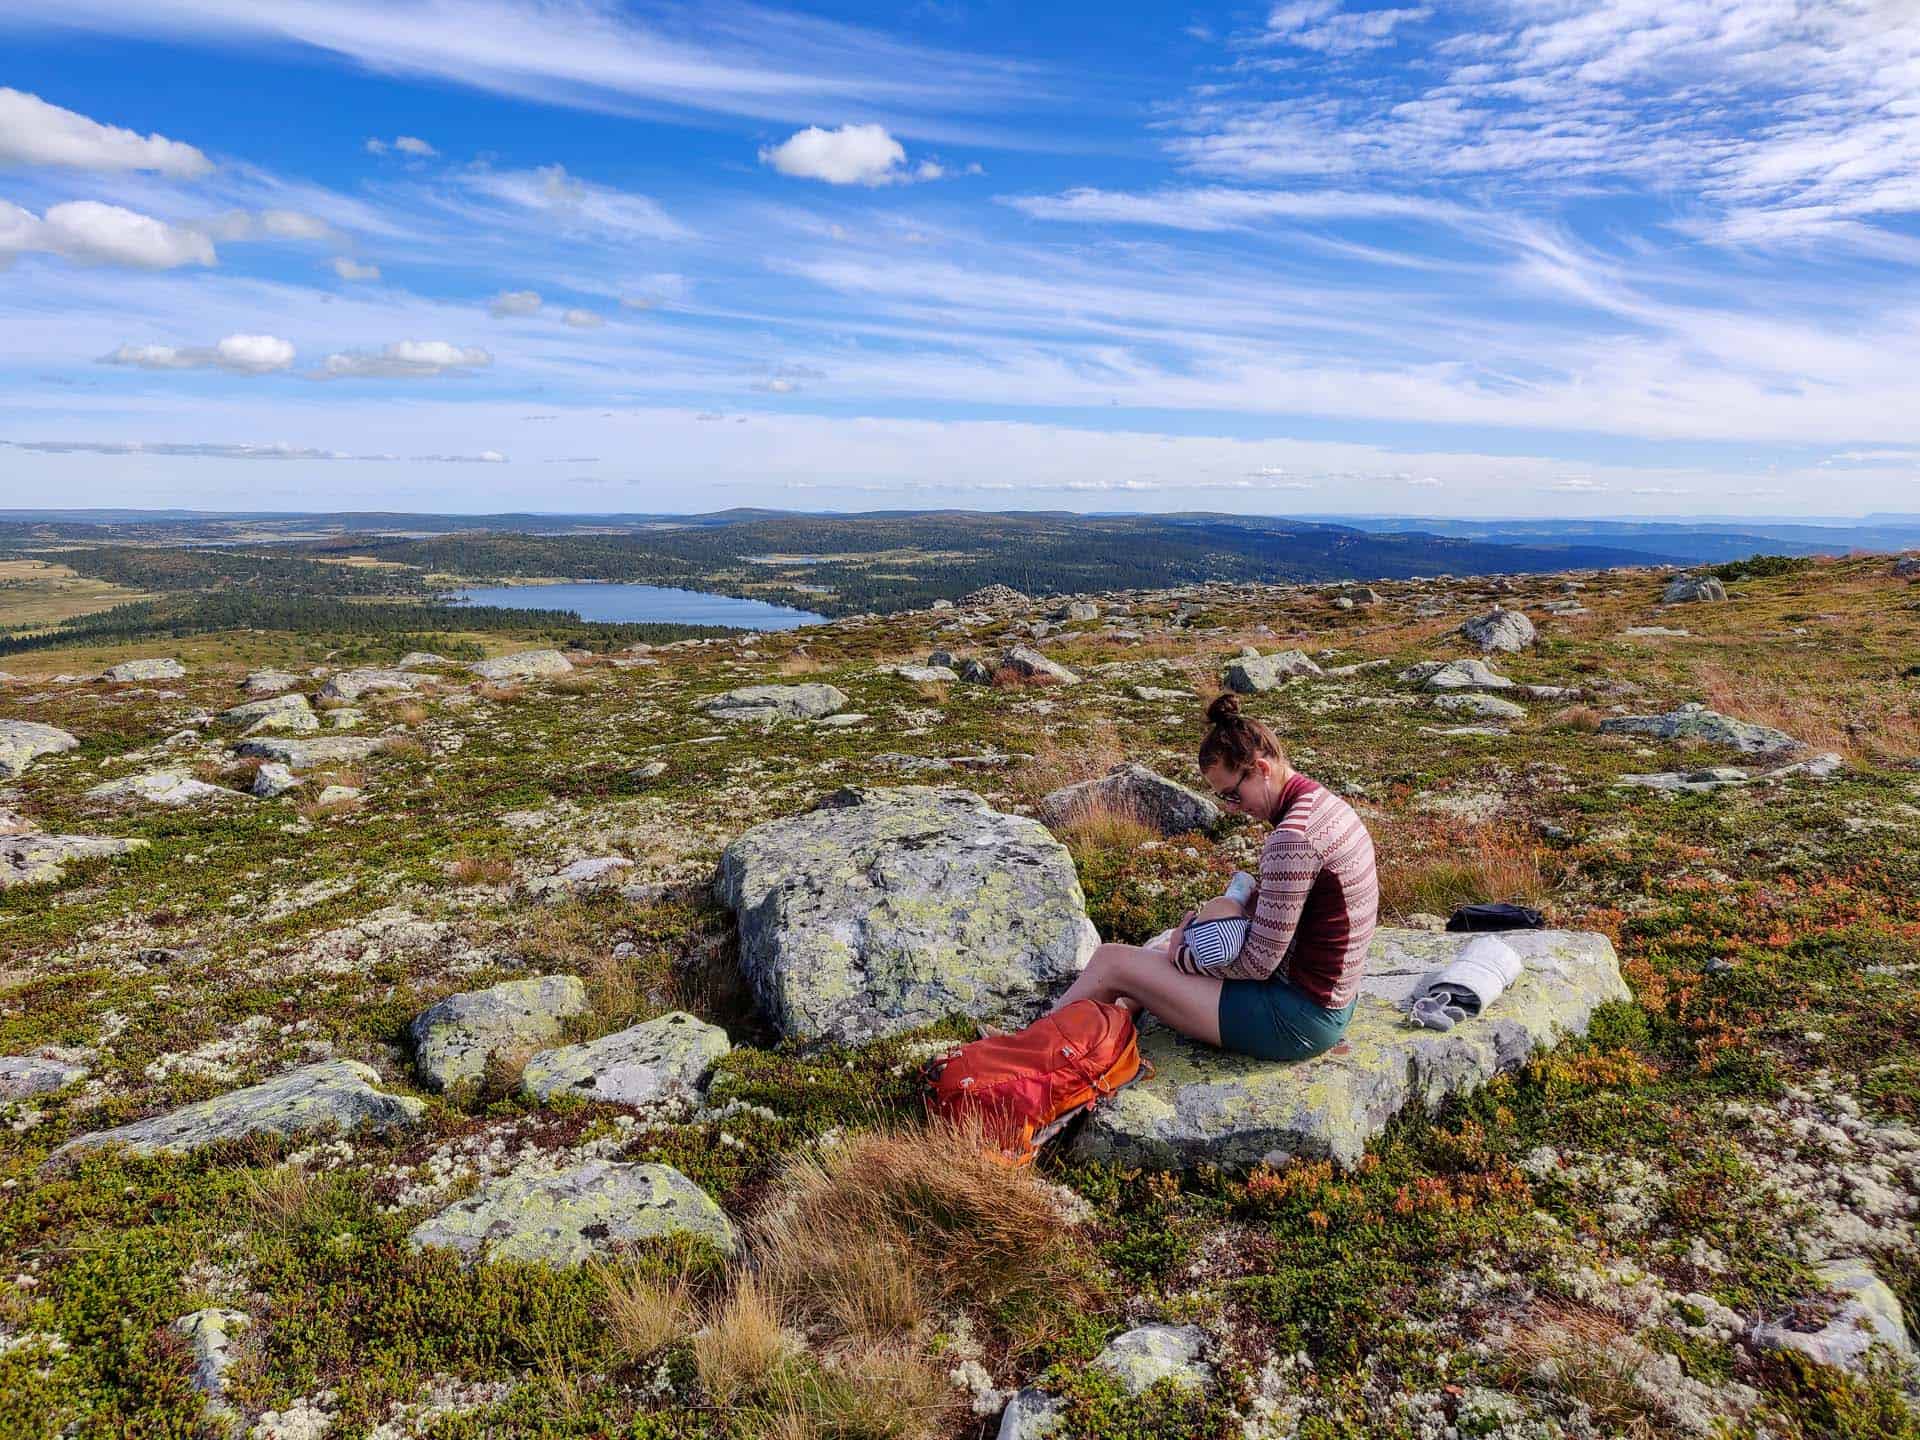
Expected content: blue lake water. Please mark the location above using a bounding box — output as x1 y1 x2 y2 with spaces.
449 582 826 630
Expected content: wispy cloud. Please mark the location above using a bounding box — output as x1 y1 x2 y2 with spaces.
316 340 492 379
0 87 210 176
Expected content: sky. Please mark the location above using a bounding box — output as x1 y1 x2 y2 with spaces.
2 0 1919 519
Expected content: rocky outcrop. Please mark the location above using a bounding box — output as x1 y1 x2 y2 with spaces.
1223 648 1322 694
472 649 574 681
1432 693 1527 722
715 786 1098 1044
101 657 185 682
410 976 589 1090
86 769 241 807
219 693 315 729
998 1324 1212 1438
1 832 148 889
1597 702 1803 755
409 1160 734 1264
1072 927 1627 1171
1750 1258 1913 1373
959 585 1030 609
0 1054 90 1100
1399 658 1513 692
250 763 303 799
995 646 1080 685
241 669 300 695
1458 606 1537 654
52 1059 423 1163
0 720 79 778
234 736 382 769
396 651 452 669
173 1309 249 1419
702 684 849 722
522 1011 730 1107
887 665 960 684
522 856 634 901
1039 763 1220 837
1662 575 1727 604
317 668 417 703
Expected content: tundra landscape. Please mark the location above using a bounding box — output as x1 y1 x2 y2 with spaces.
2 546 1916 1438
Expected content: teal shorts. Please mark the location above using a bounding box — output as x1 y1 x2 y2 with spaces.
1217 975 1356 1061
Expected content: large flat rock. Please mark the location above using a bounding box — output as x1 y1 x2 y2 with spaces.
522 1011 730 1107
1 832 148 889
51 1059 423 1164
715 786 1098 1044
1071 927 1627 1171
410 975 589 1091
409 1159 734 1264
234 736 383 769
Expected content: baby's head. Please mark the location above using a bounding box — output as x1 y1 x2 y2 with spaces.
1192 894 1247 922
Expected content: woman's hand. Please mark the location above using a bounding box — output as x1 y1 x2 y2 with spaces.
1166 909 1196 966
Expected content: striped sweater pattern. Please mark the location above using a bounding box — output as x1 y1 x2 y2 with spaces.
1176 771 1378 1007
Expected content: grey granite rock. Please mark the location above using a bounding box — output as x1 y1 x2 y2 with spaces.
172 1308 249 1417
1597 702 1803 755
52 1059 423 1163
1662 574 1728 604
996 646 1081 685
234 736 382 769
0 719 79 779
250 762 303 799
1433 692 1527 722
220 692 314 728
1400 658 1514 692
1751 1258 1913 1372
1093 1324 1212 1395
1039 762 1220 837
1072 927 1627 1171
316 667 419 703
702 683 849 721
1 832 148 889
1458 606 1537 654
101 657 185 681
241 669 301 695
522 1011 730 1107
472 649 574 681
0 1054 90 1101
411 976 590 1090
86 768 241 806
409 1160 734 1264
716 786 1098 1044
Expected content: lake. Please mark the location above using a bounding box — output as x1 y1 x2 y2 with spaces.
448 582 826 630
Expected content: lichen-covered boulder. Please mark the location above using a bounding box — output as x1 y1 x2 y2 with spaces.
0 720 78 779
1 832 148 889
409 1160 734 1264
51 1059 423 1164
523 1011 730 1107
250 763 303 799
1039 763 1219 837
995 646 1080 685
101 657 185 682
716 786 1099 1044
220 693 314 728
1072 927 1627 1171
1094 1325 1212 1395
1223 648 1321 694
1400 658 1513 691
702 684 848 722
0 1054 90 1100
86 769 241 807
1598 702 1802 755
172 1308 249 1416
1662 574 1728 604
241 669 301 695
472 649 574 681
234 736 382 769
1433 693 1527 722
410 976 589 1091
317 668 418 703
887 665 961 684
1458 606 1537 653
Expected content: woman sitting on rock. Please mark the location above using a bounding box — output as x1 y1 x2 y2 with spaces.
1047 694 1377 1060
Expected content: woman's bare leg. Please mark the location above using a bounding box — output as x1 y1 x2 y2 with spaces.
1051 941 1224 1046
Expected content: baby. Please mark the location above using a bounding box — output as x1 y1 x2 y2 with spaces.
1167 870 1256 974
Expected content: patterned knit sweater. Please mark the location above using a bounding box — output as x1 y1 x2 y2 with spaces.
1174 771 1377 1006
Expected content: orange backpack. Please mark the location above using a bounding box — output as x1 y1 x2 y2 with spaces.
923 1000 1148 1166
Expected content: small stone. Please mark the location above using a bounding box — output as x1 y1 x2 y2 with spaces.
395 651 451 669
1433 693 1526 722
240 669 301 695
523 855 635 901
0 1055 90 1101
313 785 362 807
1093 1324 1212 1396
997 1389 1063 1440
234 737 382 769
409 1159 734 1264
220 693 314 728
172 1308 249 1414
887 665 960 684
523 1011 730 1107
1751 1258 1913 1372
1399 658 1513 691
1598 702 1803 755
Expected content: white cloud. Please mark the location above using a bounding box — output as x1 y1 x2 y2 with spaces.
0 87 210 176
755 377 801 393
760 124 911 186
560 308 603 328
317 340 493 379
1002 185 1464 231
488 289 542 317
369 134 437 157
460 164 686 240
330 256 380 281
0 199 215 268
1407 475 1442 487
101 333 296 374
1264 2 1429 54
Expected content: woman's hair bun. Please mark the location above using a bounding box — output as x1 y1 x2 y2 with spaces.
1205 692 1243 728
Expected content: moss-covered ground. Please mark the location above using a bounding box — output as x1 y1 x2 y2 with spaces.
1 558 1916 1437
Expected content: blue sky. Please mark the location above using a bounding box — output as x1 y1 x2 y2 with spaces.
2 0 1918 517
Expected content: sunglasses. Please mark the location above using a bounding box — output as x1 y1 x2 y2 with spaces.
1215 766 1255 806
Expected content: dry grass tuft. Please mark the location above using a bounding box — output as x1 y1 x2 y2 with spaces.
1545 705 1604 732
1053 795 1158 859
551 673 599 695
1016 717 1124 803
911 680 950 704
476 682 525 704
990 665 1060 689
241 1165 328 1238
693 1273 789 1404
593 1257 698 1365
446 854 514 886
377 735 428 759
389 701 429 726
1377 819 1550 922
775 652 825 676
586 948 640 1024
754 1119 1085 1345
769 1342 956 1440
1691 657 1920 762
1503 1300 1664 1438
